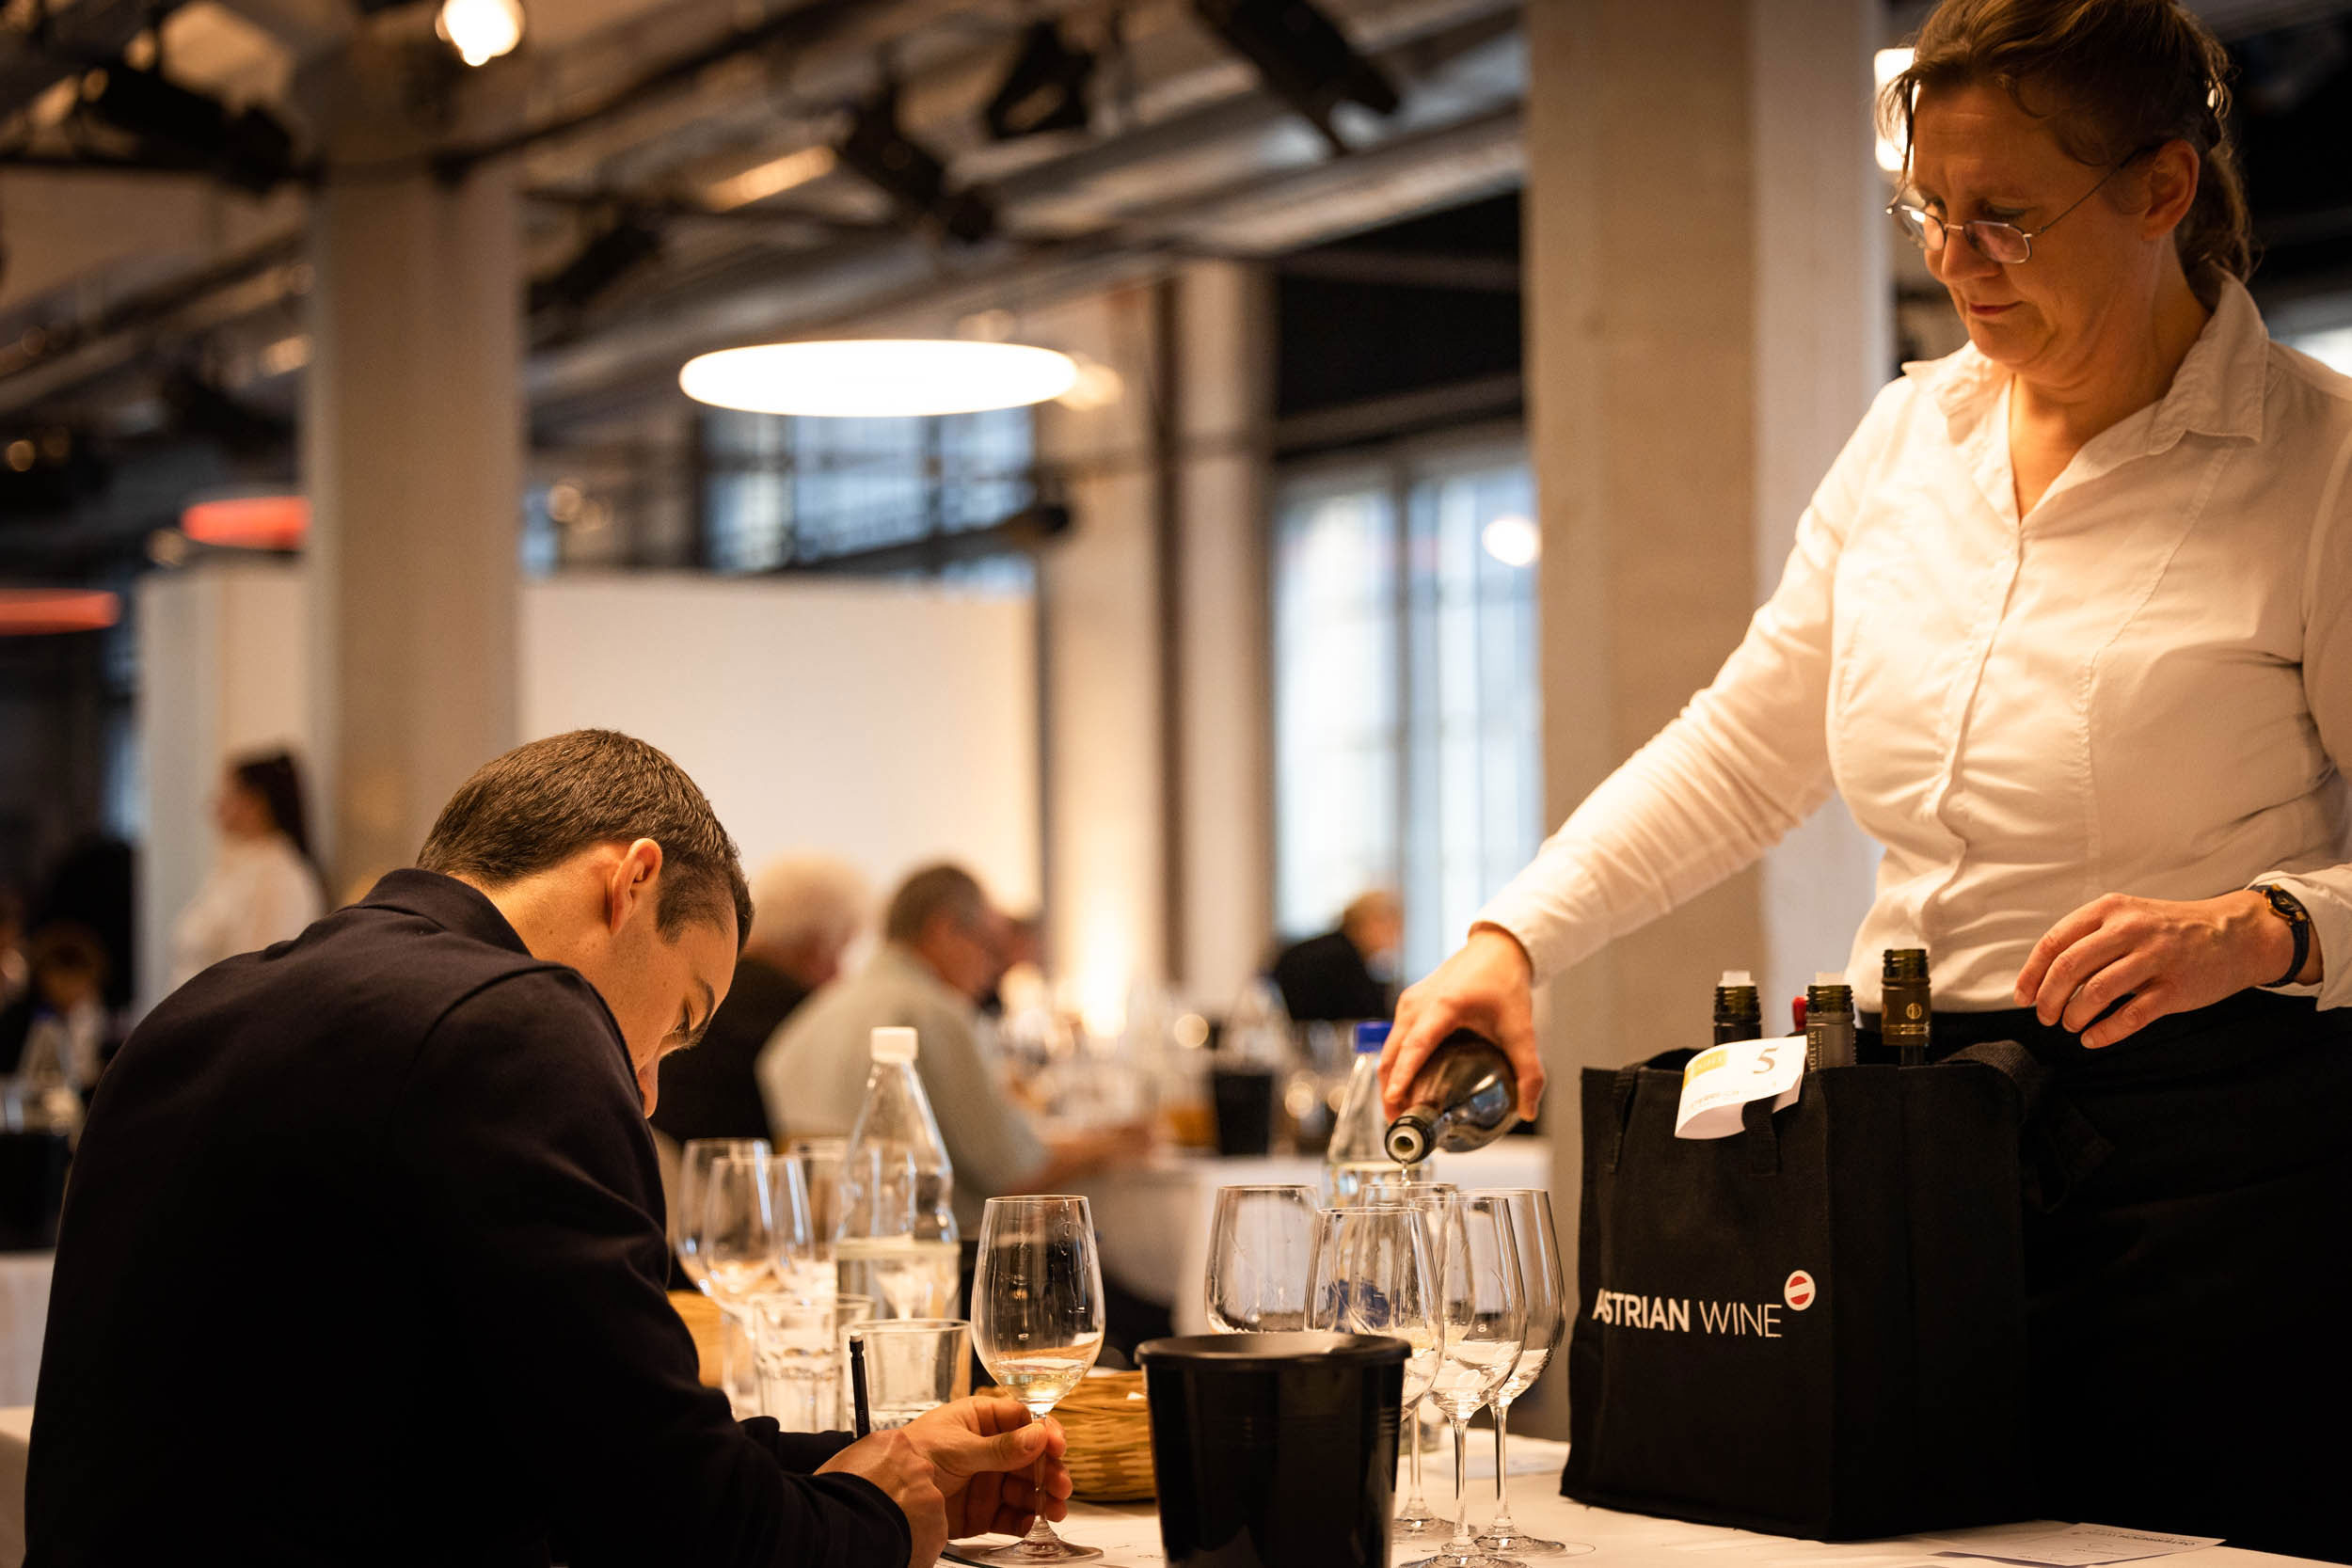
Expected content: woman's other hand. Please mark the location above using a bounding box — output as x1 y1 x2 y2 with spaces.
2013 890 2320 1048
1379 925 1541 1120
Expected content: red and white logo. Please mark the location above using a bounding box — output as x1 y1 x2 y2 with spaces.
1784 1270 1817 1311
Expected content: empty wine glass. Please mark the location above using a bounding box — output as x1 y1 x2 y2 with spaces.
1205 1184 1318 1333
1363 1180 1458 1535
1307 1201 1441 1504
1476 1190 1589 1560
699 1153 812 1319
675 1137 770 1291
1404 1193 1527 1568
970 1196 1105 1564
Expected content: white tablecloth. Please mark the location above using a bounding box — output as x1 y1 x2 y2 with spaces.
1077 1143 1552 1335
0 1259 49 1411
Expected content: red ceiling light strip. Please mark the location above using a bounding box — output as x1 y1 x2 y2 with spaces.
0 590 120 635
182 494 309 549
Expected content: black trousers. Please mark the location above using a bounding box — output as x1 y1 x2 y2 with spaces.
1873 992 2352 1561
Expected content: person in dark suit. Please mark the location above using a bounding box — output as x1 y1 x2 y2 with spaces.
26 729 1068 1568
651 852 869 1148
1270 889 1404 1022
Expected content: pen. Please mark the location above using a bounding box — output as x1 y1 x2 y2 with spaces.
849 1334 873 1437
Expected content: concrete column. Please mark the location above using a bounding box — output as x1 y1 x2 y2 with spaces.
302 51 522 890
1516 0 1883 1429
1172 261 1276 1008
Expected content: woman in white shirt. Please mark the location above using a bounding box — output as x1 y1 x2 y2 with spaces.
1382 0 2352 1556
168 750 326 990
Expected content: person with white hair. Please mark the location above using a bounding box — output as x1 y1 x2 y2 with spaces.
650 851 870 1147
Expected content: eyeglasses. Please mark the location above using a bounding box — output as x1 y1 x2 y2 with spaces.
1886 148 2152 265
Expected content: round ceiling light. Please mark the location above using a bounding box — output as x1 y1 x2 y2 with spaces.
183 493 309 550
0 589 120 636
679 340 1080 418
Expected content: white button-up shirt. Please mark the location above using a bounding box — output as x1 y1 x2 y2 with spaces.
1481 277 2352 1014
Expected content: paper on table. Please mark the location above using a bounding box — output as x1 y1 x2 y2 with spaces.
1676 1038 1804 1139
1923 1522 2225 1566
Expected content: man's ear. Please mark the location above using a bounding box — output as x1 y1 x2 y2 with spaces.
604 838 666 934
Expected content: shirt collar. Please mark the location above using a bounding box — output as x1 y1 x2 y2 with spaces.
1899 271 2270 454
358 867 532 957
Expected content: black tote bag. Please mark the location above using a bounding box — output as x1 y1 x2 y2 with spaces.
1559 1048 2040 1541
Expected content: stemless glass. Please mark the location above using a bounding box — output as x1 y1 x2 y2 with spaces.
846 1318 974 1428
675 1137 771 1291
970 1196 1105 1564
1404 1194 1527 1568
1478 1190 1589 1559
1204 1184 1319 1333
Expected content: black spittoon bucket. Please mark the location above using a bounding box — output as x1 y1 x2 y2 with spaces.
1136 1332 1406 1568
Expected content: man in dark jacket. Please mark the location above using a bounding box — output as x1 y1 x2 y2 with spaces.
26 730 1066 1568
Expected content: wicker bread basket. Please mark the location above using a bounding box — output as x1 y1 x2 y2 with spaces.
983 1370 1155 1502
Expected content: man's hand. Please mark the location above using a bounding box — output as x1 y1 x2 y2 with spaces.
2012 890 2319 1050
1380 925 1541 1121
818 1396 1070 1567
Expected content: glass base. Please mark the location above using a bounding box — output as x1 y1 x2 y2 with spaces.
1474 1529 1594 1558
1398 1550 1527 1568
1396 1504 1447 1534
956 1538 1103 1564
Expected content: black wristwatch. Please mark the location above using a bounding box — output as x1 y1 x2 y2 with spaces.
2253 884 2312 988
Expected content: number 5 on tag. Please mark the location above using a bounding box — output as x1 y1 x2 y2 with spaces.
1675 1038 1804 1139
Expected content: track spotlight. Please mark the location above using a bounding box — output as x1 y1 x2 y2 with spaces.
80 65 299 194
836 87 997 245
1190 0 1400 155
984 20 1096 140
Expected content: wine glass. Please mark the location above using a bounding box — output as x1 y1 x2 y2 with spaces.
970 1196 1105 1564
1205 1184 1318 1333
1403 1194 1527 1568
699 1153 813 1318
675 1137 771 1291
1476 1190 1589 1560
1362 1180 1458 1534
1306 1201 1441 1499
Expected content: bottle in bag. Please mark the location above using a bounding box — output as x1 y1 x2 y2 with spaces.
1384 1030 1519 1164
1712 971 1762 1044
834 1026 961 1319
1804 974 1856 1071
1327 1022 1416 1200
1882 948 1931 1068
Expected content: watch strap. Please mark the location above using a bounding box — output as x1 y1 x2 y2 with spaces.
2255 884 2312 988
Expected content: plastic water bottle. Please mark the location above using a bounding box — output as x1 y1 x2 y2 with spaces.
834 1026 961 1319
1326 1021 1408 1202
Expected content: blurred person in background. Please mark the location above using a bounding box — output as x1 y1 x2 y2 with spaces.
168 749 326 990
759 863 1139 1233
1269 888 1402 1022
0 887 27 1006
0 923 117 1090
652 851 870 1148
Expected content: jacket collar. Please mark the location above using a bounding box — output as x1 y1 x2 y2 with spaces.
1900 271 2270 456
358 868 532 957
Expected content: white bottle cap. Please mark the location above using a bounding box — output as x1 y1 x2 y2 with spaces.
1720 970 1754 987
870 1026 918 1063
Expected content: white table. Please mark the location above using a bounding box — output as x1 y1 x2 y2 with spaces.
0 1258 49 1410
1077 1144 1552 1335
1018 1434 2330 1568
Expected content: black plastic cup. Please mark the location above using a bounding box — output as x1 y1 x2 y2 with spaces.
1209 1069 1277 1156
1137 1331 1406 1568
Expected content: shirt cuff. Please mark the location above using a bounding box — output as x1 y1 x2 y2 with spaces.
2249 870 2350 1008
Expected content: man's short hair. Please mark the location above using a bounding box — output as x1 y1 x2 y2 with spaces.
749 853 870 956
418 730 753 946
884 863 988 945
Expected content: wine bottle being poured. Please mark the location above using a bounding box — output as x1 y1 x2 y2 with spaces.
1383 1030 1520 1164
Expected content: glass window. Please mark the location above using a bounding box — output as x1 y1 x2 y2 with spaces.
1273 441 1543 982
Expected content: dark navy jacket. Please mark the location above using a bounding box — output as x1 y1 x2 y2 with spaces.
26 869 908 1567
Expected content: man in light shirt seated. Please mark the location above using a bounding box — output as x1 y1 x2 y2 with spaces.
760 863 1138 1235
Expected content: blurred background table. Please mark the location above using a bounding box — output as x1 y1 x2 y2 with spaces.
0 1258 50 1410
1075 1144 1549 1336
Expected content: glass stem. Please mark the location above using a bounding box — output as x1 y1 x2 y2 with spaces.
1406 1402 1427 1504
1021 1413 1060 1544
1450 1414 1476 1552
1492 1396 1517 1533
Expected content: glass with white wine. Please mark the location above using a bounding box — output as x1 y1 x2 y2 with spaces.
970 1195 1105 1564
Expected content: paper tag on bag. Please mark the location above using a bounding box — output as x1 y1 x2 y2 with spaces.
1675 1037 1804 1139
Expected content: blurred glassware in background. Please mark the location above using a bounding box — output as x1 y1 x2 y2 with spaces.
1204 1184 1319 1334
787 1136 845 1298
701 1152 814 1318
675 1137 771 1294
